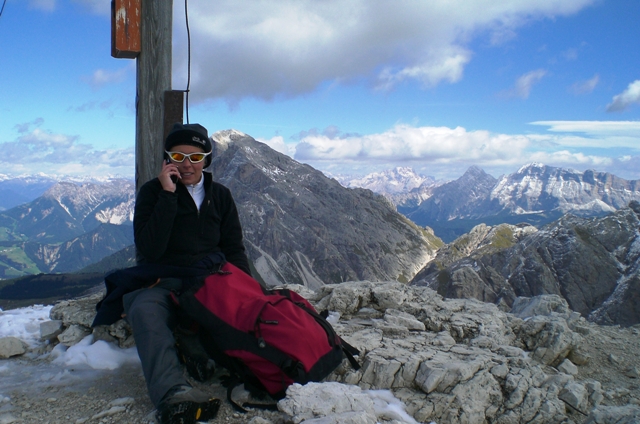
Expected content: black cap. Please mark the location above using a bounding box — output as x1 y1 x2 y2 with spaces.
164 123 212 167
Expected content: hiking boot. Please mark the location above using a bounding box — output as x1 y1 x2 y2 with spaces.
182 353 216 383
156 385 221 424
175 329 216 382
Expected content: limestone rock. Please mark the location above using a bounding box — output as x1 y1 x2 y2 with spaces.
584 405 640 423
0 336 28 359
40 320 63 341
384 309 426 331
278 382 376 424
626 366 640 379
511 294 571 319
57 324 91 346
517 315 583 366
559 381 589 414
50 293 103 327
557 359 578 375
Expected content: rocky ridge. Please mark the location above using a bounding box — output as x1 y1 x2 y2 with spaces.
210 131 441 288
1 281 639 423
411 202 640 327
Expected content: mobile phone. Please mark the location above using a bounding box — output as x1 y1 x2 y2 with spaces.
166 159 178 183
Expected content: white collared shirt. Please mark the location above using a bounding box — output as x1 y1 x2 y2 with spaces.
185 175 205 210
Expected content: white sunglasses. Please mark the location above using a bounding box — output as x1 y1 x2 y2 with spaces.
165 150 211 163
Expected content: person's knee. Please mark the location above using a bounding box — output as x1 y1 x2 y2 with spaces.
126 289 173 327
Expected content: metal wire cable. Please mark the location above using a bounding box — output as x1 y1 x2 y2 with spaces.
184 0 192 123
0 0 7 19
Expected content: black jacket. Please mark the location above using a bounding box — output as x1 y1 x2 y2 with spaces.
92 173 250 327
134 172 250 274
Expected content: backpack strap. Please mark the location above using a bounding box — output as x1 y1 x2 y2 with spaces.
221 373 281 413
339 338 361 370
220 374 248 413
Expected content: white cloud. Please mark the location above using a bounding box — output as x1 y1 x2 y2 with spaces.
0 127 134 177
171 0 596 104
561 48 578 61
84 67 131 89
501 69 548 99
531 120 640 134
28 0 109 14
258 135 296 157
72 0 110 15
530 120 640 148
376 48 470 91
28 0 55 11
14 118 44 134
607 80 640 112
294 124 531 164
284 122 637 180
527 150 613 167
570 74 599 95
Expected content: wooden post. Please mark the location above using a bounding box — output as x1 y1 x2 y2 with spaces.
164 90 184 142
135 0 173 192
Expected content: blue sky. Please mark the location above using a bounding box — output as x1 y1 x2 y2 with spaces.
0 0 639 181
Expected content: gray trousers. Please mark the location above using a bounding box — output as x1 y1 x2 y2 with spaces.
124 287 188 407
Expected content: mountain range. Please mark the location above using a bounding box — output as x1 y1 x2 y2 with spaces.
0 179 135 279
1 132 640 326
348 163 640 242
0 132 441 298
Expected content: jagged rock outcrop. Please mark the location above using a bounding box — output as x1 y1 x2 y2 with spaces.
411 203 640 326
16 281 639 423
209 131 441 288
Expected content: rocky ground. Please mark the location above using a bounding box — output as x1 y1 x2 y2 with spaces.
1 282 640 423
0 354 287 424
574 323 640 406
2 319 640 424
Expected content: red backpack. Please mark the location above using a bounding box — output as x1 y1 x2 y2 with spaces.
173 262 360 411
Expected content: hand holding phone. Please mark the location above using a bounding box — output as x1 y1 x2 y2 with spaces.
166 159 179 184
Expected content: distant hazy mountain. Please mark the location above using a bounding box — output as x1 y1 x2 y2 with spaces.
342 167 434 193
490 163 639 214
210 130 442 288
411 201 640 326
1 179 134 243
0 174 58 211
0 179 134 278
335 167 439 209
402 163 640 242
